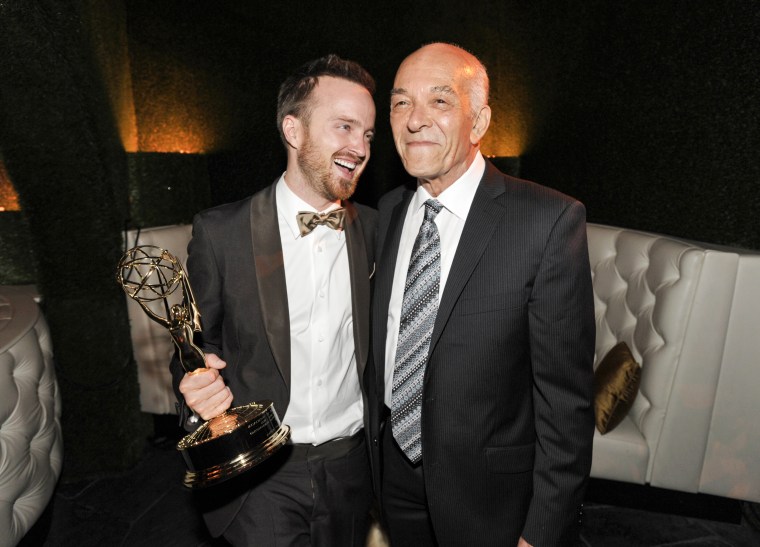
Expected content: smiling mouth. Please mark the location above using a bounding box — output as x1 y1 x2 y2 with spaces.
406 141 437 147
334 158 358 174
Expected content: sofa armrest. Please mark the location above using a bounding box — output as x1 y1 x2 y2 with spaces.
0 286 63 547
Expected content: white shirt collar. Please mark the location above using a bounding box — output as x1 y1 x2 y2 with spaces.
276 173 343 240
411 151 485 220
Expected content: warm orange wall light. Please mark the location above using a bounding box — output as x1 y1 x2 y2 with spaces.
129 48 230 154
481 125 526 158
0 159 21 212
135 106 217 154
83 3 221 155
131 63 228 155
479 100 529 158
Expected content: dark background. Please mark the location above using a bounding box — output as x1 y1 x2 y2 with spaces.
0 0 758 479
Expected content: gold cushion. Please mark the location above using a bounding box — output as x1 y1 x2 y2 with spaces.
594 342 642 434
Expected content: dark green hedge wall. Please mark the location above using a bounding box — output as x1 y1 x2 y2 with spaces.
522 2 760 249
127 152 210 228
0 213 37 284
0 0 148 480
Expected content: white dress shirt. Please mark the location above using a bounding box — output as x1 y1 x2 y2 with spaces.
276 175 364 444
384 152 486 406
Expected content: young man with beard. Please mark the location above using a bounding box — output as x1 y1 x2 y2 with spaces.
171 55 377 546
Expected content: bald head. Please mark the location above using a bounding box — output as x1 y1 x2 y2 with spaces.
400 42 489 116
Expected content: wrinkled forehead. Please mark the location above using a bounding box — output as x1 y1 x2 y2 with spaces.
394 47 474 90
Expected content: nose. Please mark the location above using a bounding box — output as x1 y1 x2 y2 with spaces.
349 132 369 160
407 104 430 132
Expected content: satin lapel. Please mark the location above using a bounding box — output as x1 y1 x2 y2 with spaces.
429 165 506 355
372 191 414 372
250 183 291 388
343 202 370 380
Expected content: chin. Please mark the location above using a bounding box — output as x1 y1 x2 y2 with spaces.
404 167 435 180
402 158 435 176
330 178 358 201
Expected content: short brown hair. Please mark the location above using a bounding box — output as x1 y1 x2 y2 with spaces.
276 54 375 146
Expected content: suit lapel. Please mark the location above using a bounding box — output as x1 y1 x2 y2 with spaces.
250 183 291 388
343 202 371 380
429 163 506 355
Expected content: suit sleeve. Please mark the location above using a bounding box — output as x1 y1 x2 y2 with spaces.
522 201 596 546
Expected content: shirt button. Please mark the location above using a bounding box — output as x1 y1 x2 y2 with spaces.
316 378 323 386
318 290 325 298
318 334 324 342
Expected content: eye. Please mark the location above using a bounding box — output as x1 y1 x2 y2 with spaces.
365 132 375 143
391 99 410 109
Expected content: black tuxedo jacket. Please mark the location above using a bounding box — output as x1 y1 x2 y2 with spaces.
170 181 377 537
368 161 595 546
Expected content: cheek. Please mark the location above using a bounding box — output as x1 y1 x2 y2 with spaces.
390 117 405 139
391 130 407 155
444 130 471 158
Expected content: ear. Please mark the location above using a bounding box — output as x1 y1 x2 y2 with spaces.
470 105 491 144
282 115 302 149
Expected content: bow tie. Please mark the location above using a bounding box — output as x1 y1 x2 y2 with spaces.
296 208 346 236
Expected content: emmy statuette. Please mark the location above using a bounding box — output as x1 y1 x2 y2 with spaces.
117 245 290 488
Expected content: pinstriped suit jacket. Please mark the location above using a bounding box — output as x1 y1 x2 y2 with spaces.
369 160 595 546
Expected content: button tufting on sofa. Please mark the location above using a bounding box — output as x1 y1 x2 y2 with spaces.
0 285 63 547
587 223 760 502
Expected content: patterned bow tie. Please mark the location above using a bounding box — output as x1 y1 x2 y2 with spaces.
296 208 346 236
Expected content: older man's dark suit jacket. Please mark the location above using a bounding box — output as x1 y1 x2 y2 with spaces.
170 181 377 538
368 160 595 546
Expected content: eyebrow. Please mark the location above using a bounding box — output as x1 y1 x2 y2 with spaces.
432 85 456 95
334 116 375 133
389 85 456 97
335 116 360 125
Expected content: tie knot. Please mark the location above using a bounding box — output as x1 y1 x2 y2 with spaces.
423 199 443 221
296 208 346 236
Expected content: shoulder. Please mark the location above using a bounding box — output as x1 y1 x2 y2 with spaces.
194 196 253 225
350 200 378 222
484 162 585 217
346 200 378 245
190 196 255 248
378 185 409 210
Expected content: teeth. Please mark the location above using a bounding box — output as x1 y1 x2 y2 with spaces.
334 158 357 170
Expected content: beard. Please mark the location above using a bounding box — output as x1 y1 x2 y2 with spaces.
297 134 359 202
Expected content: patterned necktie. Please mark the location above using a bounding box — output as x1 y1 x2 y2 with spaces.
296 208 346 236
391 198 443 463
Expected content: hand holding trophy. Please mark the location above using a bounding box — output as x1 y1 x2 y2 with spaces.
117 245 290 488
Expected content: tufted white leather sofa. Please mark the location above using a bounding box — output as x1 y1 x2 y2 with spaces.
588 223 760 502
122 222 760 504
0 285 63 547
